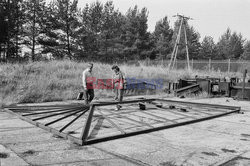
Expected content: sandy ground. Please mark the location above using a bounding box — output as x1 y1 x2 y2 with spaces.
0 96 250 166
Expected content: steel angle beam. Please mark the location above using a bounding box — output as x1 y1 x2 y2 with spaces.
4 98 241 145
81 99 240 145
175 84 200 97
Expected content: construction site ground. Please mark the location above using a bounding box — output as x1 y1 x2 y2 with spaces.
1 96 250 166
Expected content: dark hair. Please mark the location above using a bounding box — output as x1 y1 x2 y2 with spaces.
112 65 119 71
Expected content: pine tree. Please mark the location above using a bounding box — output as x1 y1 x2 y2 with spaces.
199 36 217 59
0 0 24 62
217 28 244 59
23 0 46 61
241 41 250 60
153 16 173 59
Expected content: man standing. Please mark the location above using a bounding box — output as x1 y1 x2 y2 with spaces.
82 63 94 105
112 65 125 110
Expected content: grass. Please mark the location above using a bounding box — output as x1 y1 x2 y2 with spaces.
0 60 244 107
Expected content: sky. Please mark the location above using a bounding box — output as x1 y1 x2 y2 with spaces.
76 0 250 42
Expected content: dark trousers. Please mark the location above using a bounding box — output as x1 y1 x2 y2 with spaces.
114 88 124 102
83 89 94 105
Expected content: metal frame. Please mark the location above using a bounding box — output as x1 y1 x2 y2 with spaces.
4 99 241 145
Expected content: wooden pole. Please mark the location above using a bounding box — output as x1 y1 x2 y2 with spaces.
228 59 231 73
242 69 247 100
209 59 211 72
169 17 183 70
183 22 190 71
172 18 183 70
192 59 194 70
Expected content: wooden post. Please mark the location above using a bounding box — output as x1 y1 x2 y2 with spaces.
183 23 190 71
192 59 194 70
169 17 183 70
209 59 211 72
242 69 247 100
228 59 231 73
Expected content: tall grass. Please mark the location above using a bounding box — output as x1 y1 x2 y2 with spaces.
0 60 243 106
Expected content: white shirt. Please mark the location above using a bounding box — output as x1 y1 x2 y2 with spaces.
82 68 93 89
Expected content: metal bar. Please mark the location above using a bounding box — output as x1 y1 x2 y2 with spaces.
157 99 241 110
81 105 95 142
32 108 83 121
6 105 85 113
147 103 197 120
59 109 88 132
3 108 84 145
175 84 199 94
92 99 155 107
232 86 250 90
108 110 154 128
84 108 240 145
138 110 178 123
97 110 126 134
88 117 105 139
23 106 84 116
45 108 88 126
4 104 83 109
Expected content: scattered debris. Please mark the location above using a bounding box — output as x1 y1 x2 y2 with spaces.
202 152 219 156
180 108 188 112
169 105 176 109
241 133 250 138
67 131 78 134
0 152 9 158
221 148 237 153
139 103 146 110
21 150 36 157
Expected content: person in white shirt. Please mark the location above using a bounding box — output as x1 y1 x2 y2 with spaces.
82 63 94 105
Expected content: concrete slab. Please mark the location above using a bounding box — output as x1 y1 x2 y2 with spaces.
0 131 58 144
1 97 250 166
0 145 29 166
20 147 114 165
51 158 143 166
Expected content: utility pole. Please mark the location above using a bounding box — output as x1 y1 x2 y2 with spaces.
168 14 193 71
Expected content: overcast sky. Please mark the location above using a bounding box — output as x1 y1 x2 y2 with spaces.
77 0 250 42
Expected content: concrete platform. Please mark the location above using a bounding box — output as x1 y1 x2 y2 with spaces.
1 97 250 166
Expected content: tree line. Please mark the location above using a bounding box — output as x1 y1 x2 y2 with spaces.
1 0 250 63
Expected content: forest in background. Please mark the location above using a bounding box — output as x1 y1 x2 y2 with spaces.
1 0 250 63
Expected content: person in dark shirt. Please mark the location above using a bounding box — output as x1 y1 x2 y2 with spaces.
112 65 125 110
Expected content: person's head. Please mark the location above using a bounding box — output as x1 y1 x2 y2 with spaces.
87 63 93 72
112 65 119 73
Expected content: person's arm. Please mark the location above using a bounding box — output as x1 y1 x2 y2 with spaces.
82 71 87 90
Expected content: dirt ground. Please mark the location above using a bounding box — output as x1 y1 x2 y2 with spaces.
1 96 250 166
